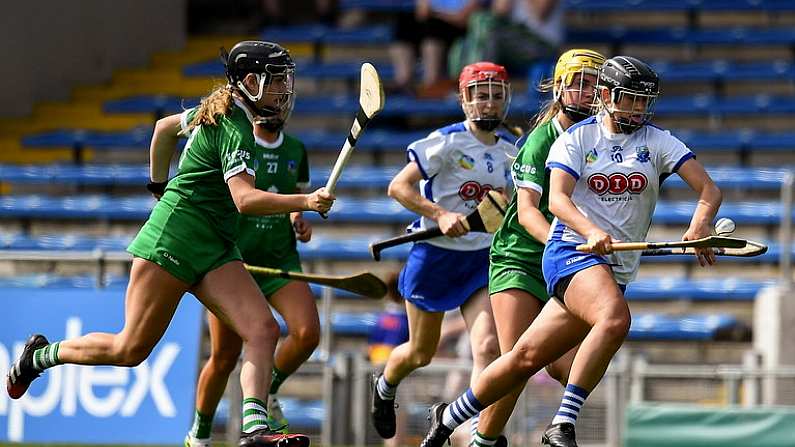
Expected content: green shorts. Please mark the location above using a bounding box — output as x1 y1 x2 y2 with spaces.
127 200 242 285
249 253 303 297
488 254 549 303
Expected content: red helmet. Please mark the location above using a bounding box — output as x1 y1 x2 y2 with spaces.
458 62 511 132
458 62 509 92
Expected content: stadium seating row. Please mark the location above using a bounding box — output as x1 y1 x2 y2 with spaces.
0 194 791 225
183 59 795 85
257 23 795 47
0 164 790 191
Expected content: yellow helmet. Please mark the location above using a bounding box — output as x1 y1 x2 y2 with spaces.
552 49 606 121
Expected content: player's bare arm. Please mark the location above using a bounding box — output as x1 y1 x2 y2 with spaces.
516 187 552 243
677 157 723 266
149 113 183 183
387 162 468 237
228 173 334 215
548 168 613 254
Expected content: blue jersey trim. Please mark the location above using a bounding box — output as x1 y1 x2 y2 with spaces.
547 162 580 180
566 116 598 134
437 121 467 135
672 151 696 173
407 148 430 180
551 220 566 240
422 174 436 202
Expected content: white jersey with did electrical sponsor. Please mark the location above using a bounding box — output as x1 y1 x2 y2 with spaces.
407 121 516 251
545 113 695 284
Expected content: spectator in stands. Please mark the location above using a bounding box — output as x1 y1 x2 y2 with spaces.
144 46 318 447
389 0 481 97
368 272 409 447
418 56 724 447
449 0 563 76
6 41 332 447
473 49 606 447
370 62 514 443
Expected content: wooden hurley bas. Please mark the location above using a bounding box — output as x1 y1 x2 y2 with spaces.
244 264 387 299
576 236 750 253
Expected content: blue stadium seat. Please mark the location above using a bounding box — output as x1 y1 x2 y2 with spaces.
626 278 776 302
339 0 413 12
568 26 795 46
628 314 743 341
259 24 393 45
184 59 396 82
21 127 156 150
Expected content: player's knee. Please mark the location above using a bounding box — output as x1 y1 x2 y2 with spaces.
601 313 631 344
293 323 320 353
545 363 569 386
114 341 152 367
241 318 280 348
511 343 542 377
472 333 501 364
407 347 435 369
209 347 241 375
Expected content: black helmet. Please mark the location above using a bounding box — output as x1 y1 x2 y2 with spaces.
598 56 660 134
222 40 296 131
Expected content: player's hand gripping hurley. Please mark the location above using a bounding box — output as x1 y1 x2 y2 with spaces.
321 63 385 218
369 190 508 261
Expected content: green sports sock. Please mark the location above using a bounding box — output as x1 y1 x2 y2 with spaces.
32 342 62 371
269 366 289 395
189 409 213 439
241 397 269 433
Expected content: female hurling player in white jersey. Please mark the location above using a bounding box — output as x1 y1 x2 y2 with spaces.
418 55 722 447
370 62 515 442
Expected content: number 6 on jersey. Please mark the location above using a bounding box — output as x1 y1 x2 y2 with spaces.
321 63 385 217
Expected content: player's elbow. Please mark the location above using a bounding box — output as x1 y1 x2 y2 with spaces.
708 182 723 208
548 193 565 217
387 179 405 200
232 190 255 214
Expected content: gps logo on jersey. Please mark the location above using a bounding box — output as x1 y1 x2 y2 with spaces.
458 181 504 202
588 172 648 195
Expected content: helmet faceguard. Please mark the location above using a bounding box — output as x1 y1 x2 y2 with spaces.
598 56 660 134
553 49 605 123
222 41 296 131
459 62 511 132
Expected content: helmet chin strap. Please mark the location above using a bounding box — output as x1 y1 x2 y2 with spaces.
472 119 501 131
232 89 285 131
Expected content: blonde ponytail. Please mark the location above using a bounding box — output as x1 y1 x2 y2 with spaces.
531 78 562 128
184 84 234 133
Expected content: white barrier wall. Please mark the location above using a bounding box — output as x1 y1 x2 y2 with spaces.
0 0 186 118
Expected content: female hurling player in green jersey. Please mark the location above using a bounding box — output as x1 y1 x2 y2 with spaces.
7 40 332 447
467 49 606 447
